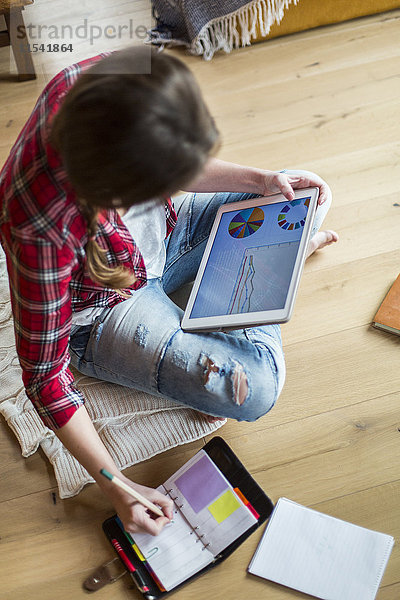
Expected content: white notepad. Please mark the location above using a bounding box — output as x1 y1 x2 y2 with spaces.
248 498 394 600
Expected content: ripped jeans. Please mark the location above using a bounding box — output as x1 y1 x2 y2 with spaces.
69 189 330 421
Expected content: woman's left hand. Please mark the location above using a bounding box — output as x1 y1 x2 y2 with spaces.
258 170 330 206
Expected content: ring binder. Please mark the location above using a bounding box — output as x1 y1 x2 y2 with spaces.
103 437 274 598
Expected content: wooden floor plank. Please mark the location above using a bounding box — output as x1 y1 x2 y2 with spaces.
204 59 400 146
216 325 400 442
304 193 400 271
302 141 400 208
285 250 400 344
378 583 400 600
219 394 400 505
179 12 400 93
0 422 57 502
216 98 400 170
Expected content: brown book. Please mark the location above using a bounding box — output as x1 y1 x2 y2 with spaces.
372 274 400 336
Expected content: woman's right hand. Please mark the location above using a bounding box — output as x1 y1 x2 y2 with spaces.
54 406 173 536
108 476 174 536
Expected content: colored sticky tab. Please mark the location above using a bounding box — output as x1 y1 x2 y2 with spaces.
234 487 260 520
208 489 241 523
234 487 247 504
132 543 146 562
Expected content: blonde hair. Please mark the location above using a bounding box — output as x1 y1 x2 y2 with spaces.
79 202 136 290
51 47 219 289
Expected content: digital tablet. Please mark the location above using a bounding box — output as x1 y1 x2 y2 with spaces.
181 187 318 332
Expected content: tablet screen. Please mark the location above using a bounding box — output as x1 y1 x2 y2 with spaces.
189 196 311 319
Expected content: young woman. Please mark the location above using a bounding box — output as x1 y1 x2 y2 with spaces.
0 47 337 536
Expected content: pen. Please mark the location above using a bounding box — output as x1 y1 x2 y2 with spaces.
111 538 155 598
100 469 164 517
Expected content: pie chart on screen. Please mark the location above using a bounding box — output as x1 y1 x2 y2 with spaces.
228 207 264 238
278 197 310 230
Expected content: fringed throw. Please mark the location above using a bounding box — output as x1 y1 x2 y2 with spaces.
150 0 299 60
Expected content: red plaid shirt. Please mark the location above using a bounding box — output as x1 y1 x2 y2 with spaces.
0 55 177 430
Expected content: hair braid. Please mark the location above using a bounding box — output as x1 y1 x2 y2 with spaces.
79 201 136 290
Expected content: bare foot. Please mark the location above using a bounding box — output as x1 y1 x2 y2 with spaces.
307 230 338 258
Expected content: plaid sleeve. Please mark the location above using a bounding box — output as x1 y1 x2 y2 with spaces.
5 232 85 430
164 197 177 238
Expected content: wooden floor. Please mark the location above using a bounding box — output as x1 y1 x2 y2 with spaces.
1 5 400 600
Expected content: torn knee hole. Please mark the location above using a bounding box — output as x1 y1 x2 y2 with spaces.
232 364 248 406
203 358 220 384
201 354 249 406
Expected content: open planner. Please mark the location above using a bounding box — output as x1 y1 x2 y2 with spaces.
103 437 273 598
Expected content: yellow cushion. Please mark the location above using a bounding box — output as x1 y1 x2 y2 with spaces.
252 0 400 41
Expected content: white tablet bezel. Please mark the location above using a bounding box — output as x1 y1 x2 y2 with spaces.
181 187 318 332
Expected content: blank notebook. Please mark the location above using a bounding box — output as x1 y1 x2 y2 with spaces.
248 498 394 600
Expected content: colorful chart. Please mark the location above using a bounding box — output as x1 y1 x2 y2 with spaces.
229 207 264 238
278 197 310 230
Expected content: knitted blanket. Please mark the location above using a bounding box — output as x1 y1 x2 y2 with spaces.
150 0 299 59
0 246 225 498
